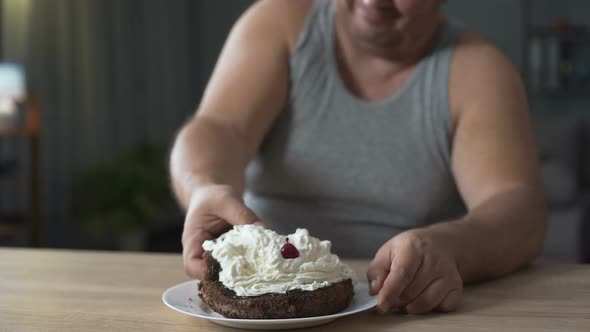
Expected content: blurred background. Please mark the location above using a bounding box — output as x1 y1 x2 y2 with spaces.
0 0 588 263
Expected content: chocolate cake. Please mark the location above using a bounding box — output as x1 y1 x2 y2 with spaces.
199 252 354 319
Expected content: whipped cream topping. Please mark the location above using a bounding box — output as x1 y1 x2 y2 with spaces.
202 225 356 297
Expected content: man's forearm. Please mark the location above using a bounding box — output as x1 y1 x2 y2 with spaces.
418 186 547 283
170 116 251 209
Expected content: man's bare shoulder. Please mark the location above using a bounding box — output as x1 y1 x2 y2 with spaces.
449 30 525 120
239 0 314 52
453 31 517 75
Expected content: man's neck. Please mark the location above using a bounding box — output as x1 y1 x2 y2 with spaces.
335 18 442 75
333 17 442 100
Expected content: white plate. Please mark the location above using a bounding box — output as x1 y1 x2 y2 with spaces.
162 280 377 330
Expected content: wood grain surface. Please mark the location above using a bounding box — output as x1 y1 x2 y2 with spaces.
1 248 589 332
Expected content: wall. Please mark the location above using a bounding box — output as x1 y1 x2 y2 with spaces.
445 0 523 67
195 1 253 94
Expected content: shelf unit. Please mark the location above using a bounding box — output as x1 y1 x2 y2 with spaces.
0 95 42 246
521 0 590 96
528 26 590 43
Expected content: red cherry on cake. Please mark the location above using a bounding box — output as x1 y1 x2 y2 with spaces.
281 238 300 259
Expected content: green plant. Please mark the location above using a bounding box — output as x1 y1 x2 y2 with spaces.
73 143 174 239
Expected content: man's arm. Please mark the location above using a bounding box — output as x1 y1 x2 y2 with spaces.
171 1 291 207
367 33 547 314
170 0 311 278
429 33 547 282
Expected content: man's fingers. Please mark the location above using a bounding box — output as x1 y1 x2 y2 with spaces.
367 247 390 295
405 278 458 315
253 221 265 228
182 228 214 260
181 185 264 280
215 194 261 226
377 247 422 313
189 185 263 227
398 261 431 305
182 228 215 279
184 258 207 279
437 288 462 313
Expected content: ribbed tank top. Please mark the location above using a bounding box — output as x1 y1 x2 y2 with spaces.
245 0 466 258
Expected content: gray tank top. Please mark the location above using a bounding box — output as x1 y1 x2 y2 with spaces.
245 0 466 258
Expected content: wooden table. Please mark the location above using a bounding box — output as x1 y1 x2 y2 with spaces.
1 248 589 332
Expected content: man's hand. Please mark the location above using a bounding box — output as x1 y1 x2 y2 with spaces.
367 230 463 314
181 184 261 279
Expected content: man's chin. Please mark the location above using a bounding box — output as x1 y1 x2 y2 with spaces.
351 28 402 51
